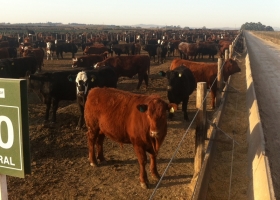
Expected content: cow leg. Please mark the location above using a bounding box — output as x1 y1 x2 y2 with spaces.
51 99 59 123
44 103 51 122
96 134 106 163
76 103 84 130
149 153 160 181
133 146 149 189
87 128 99 167
143 73 149 89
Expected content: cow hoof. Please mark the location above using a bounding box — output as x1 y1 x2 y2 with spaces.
90 163 98 167
151 174 160 181
140 182 149 189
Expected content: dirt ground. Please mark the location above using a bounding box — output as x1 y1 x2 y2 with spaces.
6 42 248 200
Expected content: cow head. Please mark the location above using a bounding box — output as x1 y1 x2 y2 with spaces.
137 97 177 153
223 58 241 81
75 71 89 96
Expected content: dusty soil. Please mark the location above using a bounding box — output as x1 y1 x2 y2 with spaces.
6 43 248 199
206 41 249 199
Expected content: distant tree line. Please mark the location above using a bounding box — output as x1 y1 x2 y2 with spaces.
241 22 274 31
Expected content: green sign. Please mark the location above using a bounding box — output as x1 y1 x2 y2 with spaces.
0 78 31 178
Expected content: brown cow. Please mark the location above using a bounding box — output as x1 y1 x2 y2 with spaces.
94 55 150 89
83 46 109 55
72 53 107 68
178 42 199 60
23 48 44 71
218 40 232 58
134 43 141 54
84 87 177 189
170 58 241 108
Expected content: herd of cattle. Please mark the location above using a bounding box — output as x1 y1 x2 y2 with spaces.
0 31 243 189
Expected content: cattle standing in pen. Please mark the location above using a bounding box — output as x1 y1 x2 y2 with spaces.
159 65 196 121
94 55 150 89
28 69 82 124
55 42 78 59
72 53 107 68
0 57 37 78
170 58 241 109
84 87 177 189
68 66 118 130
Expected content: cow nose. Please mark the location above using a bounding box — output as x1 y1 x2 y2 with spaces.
167 85 172 91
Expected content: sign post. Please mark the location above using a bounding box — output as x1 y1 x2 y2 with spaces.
0 78 31 199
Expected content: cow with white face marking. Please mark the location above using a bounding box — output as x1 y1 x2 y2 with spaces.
69 66 118 129
46 41 55 60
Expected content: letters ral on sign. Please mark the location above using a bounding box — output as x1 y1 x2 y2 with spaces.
0 78 31 178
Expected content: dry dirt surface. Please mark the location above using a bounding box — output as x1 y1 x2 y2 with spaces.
6 44 247 200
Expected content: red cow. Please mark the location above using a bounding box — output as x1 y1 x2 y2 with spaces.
219 40 232 58
84 87 177 189
72 53 107 68
178 42 199 60
83 46 109 55
94 55 150 89
23 48 44 71
170 58 241 108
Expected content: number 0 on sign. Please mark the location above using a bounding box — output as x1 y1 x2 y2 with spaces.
0 79 31 178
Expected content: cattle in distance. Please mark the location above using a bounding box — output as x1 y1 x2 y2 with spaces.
84 87 177 189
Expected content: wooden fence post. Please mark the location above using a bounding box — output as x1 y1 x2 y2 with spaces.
225 49 229 60
216 58 223 108
0 174 8 200
229 44 233 58
194 82 207 177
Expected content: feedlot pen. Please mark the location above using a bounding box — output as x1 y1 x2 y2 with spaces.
6 46 248 200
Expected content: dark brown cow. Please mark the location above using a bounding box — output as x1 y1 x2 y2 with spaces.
134 43 141 54
197 41 218 61
83 46 109 55
72 53 107 68
0 48 10 59
178 42 199 60
170 58 241 108
23 48 44 71
0 41 9 48
94 55 150 89
84 87 177 189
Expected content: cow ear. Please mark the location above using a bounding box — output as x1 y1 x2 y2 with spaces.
137 104 148 113
158 71 166 77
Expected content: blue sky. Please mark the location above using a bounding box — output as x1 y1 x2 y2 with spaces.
2 0 279 29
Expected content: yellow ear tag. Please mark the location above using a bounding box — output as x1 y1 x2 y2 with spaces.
178 73 182 77
12 62 14 65
170 107 174 113
91 78 94 82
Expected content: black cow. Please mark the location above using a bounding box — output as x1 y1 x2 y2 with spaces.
55 42 78 59
28 69 82 124
142 44 157 62
111 43 135 56
33 40 46 49
0 57 37 78
68 66 118 129
159 65 196 120
7 47 17 58
156 45 168 64
197 42 218 61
